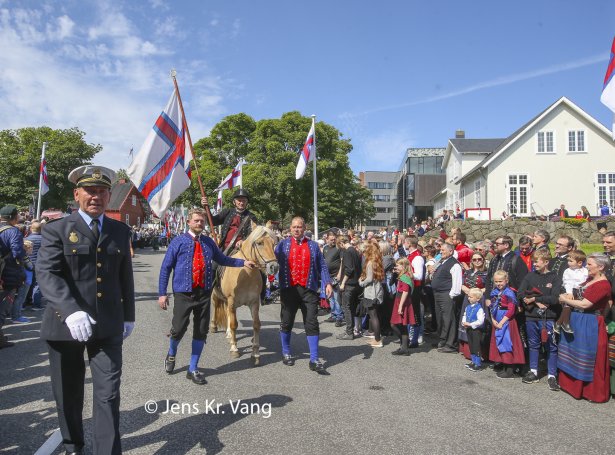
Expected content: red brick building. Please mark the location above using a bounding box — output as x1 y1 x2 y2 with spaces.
105 179 148 227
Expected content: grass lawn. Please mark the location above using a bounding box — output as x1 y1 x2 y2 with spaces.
575 244 603 254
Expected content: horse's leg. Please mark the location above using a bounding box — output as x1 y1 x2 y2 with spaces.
228 300 240 358
210 294 218 333
251 301 261 366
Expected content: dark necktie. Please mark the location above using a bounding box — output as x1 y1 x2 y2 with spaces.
296 238 301 246
91 219 100 242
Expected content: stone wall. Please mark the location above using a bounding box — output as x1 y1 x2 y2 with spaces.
422 219 615 245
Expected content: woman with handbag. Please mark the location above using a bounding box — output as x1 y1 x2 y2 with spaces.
359 242 385 348
558 253 612 402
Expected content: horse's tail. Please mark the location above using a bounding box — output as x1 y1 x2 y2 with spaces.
212 286 228 331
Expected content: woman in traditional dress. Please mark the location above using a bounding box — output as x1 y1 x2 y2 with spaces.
390 258 415 356
558 253 611 403
458 252 488 360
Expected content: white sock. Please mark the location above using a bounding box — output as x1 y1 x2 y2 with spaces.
547 374 555 379
531 369 538 376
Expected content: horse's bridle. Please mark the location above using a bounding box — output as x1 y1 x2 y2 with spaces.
240 232 279 275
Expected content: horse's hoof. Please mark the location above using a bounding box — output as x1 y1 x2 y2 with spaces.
230 351 240 359
252 355 260 366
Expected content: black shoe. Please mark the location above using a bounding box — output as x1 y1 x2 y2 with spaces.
336 332 354 340
186 369 207 385
438 346 456 353
562 323 574 334
309 360 329 375
547 376 561 391
492 362 503 372
282 354 295 366
391 348 411 356
553 322 561 334
469 364 482 372
408 343 419 349
334 320 346 327
465 362 475 370
496 368 514 379
522 371 540 384
164 354 175 374
324 316 336 323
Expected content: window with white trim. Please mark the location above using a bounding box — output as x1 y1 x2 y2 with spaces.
568 130 585 152
596 172 615 208
125 214 130 224
474 180 481 207
507 174 529 216
132 195 137 206
537 131 554 153
459 188 465 211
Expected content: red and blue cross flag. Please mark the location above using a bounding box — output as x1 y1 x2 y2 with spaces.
601 35 615 140
127 88 193 216
296 119 315 179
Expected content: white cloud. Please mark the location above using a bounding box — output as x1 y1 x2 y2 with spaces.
351 127 416 172
0 4 231 173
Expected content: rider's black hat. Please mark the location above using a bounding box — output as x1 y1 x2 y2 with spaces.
233 189 250 201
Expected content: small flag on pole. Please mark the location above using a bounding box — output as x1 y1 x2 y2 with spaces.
601 35 615 140
296 119 315 179
40 148 50 196
215 159 246 191
216 189 223 212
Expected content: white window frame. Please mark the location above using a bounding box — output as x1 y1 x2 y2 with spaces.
132 195 137 206
537 130 556 154
595 171 615 212
459 187 465 211
506 173 531 216
567 129 587 153
125 214 130 225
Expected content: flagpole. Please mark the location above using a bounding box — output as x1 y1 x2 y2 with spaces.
36 142 47 220
170 70 218 244
311 115 318 239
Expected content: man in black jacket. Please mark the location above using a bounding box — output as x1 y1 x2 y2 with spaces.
485 235 529 297
0 205 28 348
37 165 135 455
337 237 362 339
549 235 575 280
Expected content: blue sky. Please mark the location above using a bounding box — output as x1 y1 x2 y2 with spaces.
1 0 614 175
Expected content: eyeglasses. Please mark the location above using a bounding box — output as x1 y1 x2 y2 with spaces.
472 258 484 262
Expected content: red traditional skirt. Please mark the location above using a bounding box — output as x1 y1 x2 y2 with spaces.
488 318 525 365
559 315 611 403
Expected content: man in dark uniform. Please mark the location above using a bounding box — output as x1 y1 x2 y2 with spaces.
37 165 135 455
203 189 257 252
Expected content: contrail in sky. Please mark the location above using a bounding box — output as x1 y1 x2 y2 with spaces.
350 53 608 117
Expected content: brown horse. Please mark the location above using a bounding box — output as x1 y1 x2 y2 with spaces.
210 223 278 365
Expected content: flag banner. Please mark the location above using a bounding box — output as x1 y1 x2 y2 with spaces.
127 89 193 216
601 36 615 139
40 151 49 196
216 189 223 212
296 120 315 179
215 159 246 191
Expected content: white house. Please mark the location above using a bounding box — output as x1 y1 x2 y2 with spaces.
433 97 615 219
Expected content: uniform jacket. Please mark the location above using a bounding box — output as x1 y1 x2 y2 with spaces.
158 232 244 295
37 211 135 341
211 208 257 248
275 238 331 293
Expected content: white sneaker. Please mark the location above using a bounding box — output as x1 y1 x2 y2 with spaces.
417 336 424 345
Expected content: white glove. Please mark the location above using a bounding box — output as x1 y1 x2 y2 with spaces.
65 311 97 342
123 321 135 339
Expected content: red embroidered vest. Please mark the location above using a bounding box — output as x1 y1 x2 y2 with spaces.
289 239 310 287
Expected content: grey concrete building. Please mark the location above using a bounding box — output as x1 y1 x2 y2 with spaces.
396 147 446 229
359 171 399 232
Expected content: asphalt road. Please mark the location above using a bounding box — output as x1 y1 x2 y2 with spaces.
1 248 614 454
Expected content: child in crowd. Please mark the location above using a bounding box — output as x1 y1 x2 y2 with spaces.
488 270 525 379
462 288 486 372
390 258 414 356
554 250 588 334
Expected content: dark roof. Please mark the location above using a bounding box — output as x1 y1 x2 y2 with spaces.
449 138 505 154
108 182 133 210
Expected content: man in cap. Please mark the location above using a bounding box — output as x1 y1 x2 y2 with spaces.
0 204 28 348
202 189 257 253
37 165 135 455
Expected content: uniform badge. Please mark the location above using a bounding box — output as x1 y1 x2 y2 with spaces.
92 169 102 180
69 231 79 243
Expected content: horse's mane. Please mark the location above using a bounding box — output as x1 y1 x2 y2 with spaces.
244 224 277 244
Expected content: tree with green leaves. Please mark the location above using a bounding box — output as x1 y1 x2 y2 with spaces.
0 127 100 210
186 112 374 230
